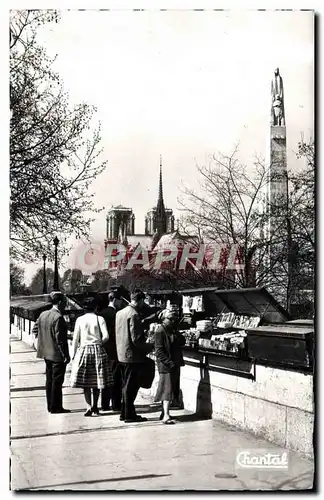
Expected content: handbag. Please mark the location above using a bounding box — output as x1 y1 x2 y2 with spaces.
138 356 155 389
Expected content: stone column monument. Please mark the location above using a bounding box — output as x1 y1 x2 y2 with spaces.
261 68 289 305
265 67 288 235
269 68 287 205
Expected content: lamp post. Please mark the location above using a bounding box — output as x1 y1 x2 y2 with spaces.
53 236 59 291
42 254 47 294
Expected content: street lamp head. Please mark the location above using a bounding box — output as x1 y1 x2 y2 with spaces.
42 254 47 262
53 236 59 246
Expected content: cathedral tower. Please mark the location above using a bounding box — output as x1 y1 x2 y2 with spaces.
145 156 175 236
106 206 135 240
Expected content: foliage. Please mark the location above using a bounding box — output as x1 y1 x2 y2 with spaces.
90 270 114 293
10 263 29 296
145 268 223 291
10 10 107 262
290 139 315 252
61 268 84 293
29 266 61 295
288 138 315 310
263 138 315 312
95 267 222 293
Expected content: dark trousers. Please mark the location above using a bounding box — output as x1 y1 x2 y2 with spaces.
101 361 123 410
45 359 66 412
120 363 141 420
171 366 181 401
170 366 184 407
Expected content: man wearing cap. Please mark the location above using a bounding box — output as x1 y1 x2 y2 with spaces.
33 291 71 414
115 289 153 423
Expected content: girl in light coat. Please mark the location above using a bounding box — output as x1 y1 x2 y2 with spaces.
70 296 113 416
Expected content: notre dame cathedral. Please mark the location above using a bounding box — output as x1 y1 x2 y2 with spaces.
105 156 175 250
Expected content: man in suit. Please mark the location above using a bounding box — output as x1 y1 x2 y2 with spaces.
33 291 71 414
116 289 153 423
99 291 125 411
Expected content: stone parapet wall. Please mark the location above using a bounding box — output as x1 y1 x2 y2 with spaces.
11 315 314 457
141 356 314 457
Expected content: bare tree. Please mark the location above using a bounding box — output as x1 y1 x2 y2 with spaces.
10 10 107 262
291 138 315 252
261 137 314 313
179 141 314 314
178 145 284 288
287 138 314 313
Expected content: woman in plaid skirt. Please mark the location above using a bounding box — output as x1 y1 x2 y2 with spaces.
70 296 113 416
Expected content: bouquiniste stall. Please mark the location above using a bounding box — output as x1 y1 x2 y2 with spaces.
143 286 314 456
10 286 314 456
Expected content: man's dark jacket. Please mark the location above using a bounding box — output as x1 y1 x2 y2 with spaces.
35 308 69 362
115 305 152 363
100 306 118 360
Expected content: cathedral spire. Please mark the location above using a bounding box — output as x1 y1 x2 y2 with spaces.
155 155 167 235
158 154 164 208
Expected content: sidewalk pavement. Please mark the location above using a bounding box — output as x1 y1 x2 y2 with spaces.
10 337 315 491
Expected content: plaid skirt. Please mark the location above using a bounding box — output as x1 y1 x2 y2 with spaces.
70 344 113 389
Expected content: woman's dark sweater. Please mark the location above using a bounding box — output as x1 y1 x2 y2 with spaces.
155 324 185 374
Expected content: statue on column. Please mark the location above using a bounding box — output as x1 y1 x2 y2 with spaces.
271 68 285 126
118 219 128 246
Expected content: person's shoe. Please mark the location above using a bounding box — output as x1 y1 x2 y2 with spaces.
119 415 125 421
51 408 71 414
159 411 177 421
84 409 92 417
91 406 100 416
124 415 148 423
163 418 176 425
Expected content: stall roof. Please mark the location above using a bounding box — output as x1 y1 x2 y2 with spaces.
11 294 82 317
246 324 313 339
204 292 231 315
12 299 50 312
146 287 218 296
11 295 50 306
213 287 291 324
286 319 314 326
145 286 290 323
11 300 51 320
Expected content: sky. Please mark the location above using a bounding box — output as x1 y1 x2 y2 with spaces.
21 9 314 283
